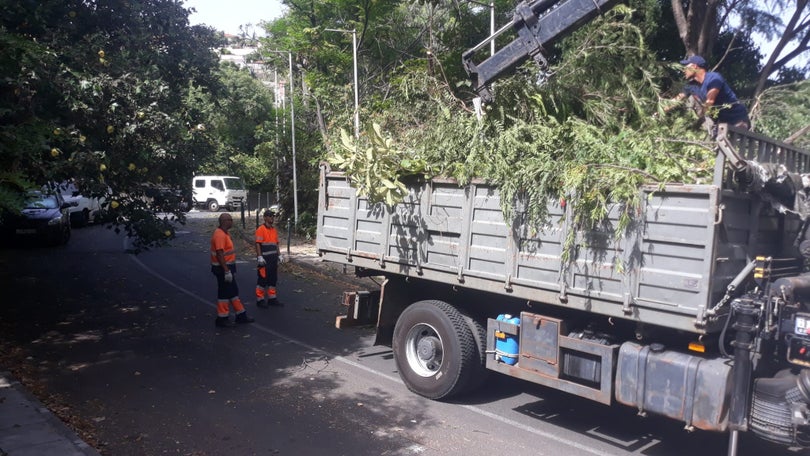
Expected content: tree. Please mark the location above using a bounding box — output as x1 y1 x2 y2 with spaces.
0 0 224 250
670 0 809 94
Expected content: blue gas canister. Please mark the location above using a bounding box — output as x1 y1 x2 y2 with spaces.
495 314 520 365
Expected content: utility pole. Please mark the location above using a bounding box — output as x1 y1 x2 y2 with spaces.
266 50 298 228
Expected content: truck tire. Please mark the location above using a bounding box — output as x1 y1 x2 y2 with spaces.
460 314 489 393
206 199 220 212
393 300 478 400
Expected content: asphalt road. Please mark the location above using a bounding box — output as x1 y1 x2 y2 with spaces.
0 212 801 456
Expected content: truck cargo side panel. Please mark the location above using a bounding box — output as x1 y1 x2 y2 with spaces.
634 190 715 315
514 203 566 290
318 173 735 333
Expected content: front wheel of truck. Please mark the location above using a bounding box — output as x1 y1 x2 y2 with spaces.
393 300 478 400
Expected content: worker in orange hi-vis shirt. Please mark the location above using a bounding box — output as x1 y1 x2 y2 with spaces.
255 207 283 308
210 213 255 328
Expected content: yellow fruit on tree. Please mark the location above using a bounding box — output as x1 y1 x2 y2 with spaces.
98 50 105 58
110 201 120 209
99 164 107 171
128 163 136 171
50 148 60 157
106 125 114 134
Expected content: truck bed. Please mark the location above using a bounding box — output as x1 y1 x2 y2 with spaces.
317 129 808 334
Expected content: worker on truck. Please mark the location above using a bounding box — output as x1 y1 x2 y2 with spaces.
664 55 751 130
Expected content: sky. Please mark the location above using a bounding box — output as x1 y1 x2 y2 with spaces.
182 0 285 36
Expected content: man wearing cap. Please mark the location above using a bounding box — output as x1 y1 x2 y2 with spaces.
255 208 282 308
667 55 750 129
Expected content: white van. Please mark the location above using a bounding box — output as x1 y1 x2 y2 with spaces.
192 175 247 211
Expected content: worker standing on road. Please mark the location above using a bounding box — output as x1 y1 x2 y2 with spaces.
211 213 255 328
256 208 282 309
255 207 283 308
664 55 750 130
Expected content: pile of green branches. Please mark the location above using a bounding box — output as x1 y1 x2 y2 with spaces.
327 7 716 244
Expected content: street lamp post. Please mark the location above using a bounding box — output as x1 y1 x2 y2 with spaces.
467 1 495 119
266 50 298 228
324 28 359 139
466 1 495 57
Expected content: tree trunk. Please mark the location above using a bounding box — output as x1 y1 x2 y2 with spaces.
671 0 721 58
753 0 810 100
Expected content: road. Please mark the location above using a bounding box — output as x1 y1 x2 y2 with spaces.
0 211 798 456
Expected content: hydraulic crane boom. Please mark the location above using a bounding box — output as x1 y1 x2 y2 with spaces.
462 0 620 101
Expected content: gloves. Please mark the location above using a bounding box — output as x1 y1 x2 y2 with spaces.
257 256 266 267
223 270 233 283
278 255 286 264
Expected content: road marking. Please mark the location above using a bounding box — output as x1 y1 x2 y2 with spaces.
126 236 615 456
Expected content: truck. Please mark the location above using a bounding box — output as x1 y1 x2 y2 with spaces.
316 1 810 454
191 175 247 212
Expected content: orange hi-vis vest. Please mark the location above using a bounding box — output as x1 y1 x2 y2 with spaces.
210 227 236 266
255 224 279 256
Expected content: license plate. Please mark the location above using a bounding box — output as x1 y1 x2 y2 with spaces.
15 229 36 234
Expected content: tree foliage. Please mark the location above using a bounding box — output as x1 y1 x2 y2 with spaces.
333 6 716 252
0 0 224 250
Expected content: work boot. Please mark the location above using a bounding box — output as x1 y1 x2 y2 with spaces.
235 312 255 324
215 316 235 328
256 299 270 309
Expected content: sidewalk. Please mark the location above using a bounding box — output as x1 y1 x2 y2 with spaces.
0 371 100 456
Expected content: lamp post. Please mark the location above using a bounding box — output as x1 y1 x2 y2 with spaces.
324 28 359 139
466 1 495 57
266 50 298 228
467 1 495 119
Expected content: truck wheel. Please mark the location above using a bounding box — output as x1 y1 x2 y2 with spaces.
393 300 478 400
461 314 489 393
206 200 219 212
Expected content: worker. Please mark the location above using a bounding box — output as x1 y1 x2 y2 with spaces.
211 213 255 327
255 207 283 307
667 55 751 130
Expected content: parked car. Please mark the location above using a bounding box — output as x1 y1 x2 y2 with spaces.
1 190 74 245
142 184 192 213
56 181 109 227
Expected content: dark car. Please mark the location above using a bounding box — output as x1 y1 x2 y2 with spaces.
2 190 74 245
142 184 192 213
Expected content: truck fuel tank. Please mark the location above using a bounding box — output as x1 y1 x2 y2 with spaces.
615 342 732 432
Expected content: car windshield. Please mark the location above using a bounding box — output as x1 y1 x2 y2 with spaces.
24 192 59 209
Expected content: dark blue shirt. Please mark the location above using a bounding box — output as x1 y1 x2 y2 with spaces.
697 72 749 124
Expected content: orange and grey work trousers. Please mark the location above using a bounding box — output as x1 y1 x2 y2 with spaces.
256 255 278 303
212 264 246 317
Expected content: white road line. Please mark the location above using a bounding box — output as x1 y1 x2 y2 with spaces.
126 236 615 456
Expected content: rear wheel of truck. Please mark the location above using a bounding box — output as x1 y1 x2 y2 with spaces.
206 199 219 212
393 300 478 400
460 314 489 393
